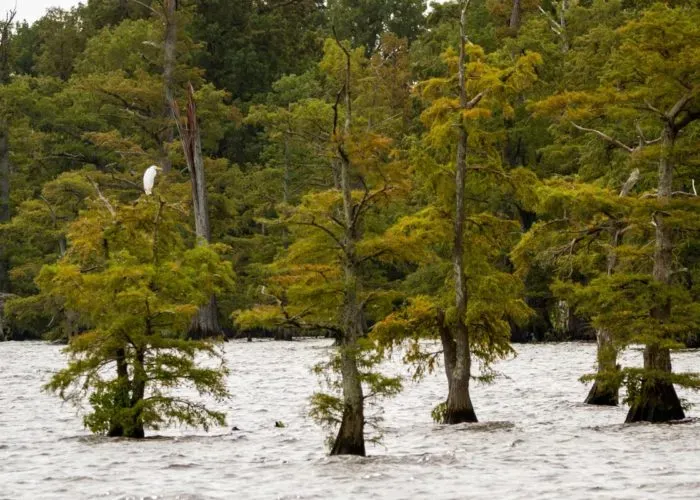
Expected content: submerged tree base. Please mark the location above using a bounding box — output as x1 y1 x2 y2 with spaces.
584 381 618 406
330 437 366 456
444 407 478 424
625 381 685 423
108 423 145 439
330 408 366 456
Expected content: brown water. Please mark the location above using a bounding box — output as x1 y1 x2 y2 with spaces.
1 340 699 499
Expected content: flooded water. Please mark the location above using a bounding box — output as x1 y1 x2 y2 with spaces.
1 340 699 499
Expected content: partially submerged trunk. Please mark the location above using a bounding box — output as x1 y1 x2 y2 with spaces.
584 328 619 406
331 261 366 456
626 127 683 423
330 38 365 456
626 344 684 423
108 345 146 438
444 1 477 425
586 169 638 406
108 346 145 437
173 85 223 338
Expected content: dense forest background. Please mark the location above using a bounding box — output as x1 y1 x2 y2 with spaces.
0 0 697 344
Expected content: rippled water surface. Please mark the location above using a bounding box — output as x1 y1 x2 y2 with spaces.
1 340 699 499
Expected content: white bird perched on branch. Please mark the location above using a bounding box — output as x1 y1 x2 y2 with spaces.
143 165 162 195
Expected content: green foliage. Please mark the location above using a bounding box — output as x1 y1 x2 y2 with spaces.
2 0 699 437
371 39 540 385
41 192 235 436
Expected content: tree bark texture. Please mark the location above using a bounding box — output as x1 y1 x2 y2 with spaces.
330 37 366 456
626 126 684 422
174 85 222 338
584 326 619 406
160 0 177 173
586 169 639 406
444 1 477 425
509 0 521 31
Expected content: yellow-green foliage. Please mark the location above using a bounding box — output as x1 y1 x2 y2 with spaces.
41 191 235 436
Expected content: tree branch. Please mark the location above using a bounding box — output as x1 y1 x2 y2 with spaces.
569 121 635 153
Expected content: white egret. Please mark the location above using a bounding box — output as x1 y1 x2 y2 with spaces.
143 165 161 195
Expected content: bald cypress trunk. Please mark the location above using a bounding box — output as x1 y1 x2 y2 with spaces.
174 85 222 339
160 0 177 173
584 328 619 406
509 0 521 31
444 1 477 425
331 254 365 456
108 347 131 437
0 16 11 293
626 126 684 423
586 170 639 406
330 36 365 456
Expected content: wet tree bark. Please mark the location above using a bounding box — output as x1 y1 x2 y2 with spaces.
173 85 223 339
626 125 684 422
108 347 131 437
126 347 147 438
444 0 477 425
330 35 366 456
584 327 619 406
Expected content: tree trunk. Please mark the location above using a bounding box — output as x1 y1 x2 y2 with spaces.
108 347 131 437
626 344 684 423
509 0 521 31
626 126 683 422
0 121 10 293
584 328 619 405
444 1 477 425
160 0 177 173
438 312 456 392
331 259 366 456
330 40 365 456
586 170 638 406
175 85 222 338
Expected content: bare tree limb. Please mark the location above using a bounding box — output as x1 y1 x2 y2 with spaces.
86 176 116 219
570 121 635 153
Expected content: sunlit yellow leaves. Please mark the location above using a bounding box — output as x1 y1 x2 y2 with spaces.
461 107 492 121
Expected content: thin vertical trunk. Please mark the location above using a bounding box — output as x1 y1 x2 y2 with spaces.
330 36 365 456
0 11 11 292
509 0 521 31
331 250 366 456
160 0 177 173
559 0 569 53
126 347 146 438
438 311 456 392
108 347 131 437
626 126 684 423
586 169 639 406
174 85 222 338
0 122 8 223
0 121 10 293
444 0 477 425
